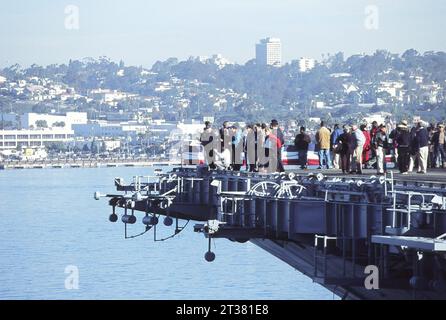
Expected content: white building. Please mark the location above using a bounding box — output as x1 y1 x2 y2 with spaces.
208 54 232 69
377 81 405 101
154 82 172 92
168 121 204 143
256 38 282 67
313 101 325 109
102 139 122 151
73 121 148 139
363 112 392 126
0 128 74 150
330 73 352 78
21 112 88 130
298 58 316 72
88 89 137 106
343 84 359 94
149 120 177 137
176 122 204 135
420 83 441 104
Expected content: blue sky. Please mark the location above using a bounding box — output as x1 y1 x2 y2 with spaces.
0 0 445 67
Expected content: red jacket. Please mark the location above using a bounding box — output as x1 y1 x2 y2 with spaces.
267 133 283 149
362 130 371 162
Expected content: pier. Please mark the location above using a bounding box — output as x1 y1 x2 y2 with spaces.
0 158 178 170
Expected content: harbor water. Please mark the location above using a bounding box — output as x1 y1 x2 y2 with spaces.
0 167 335 300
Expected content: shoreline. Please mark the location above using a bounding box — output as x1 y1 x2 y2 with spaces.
0 159 180 170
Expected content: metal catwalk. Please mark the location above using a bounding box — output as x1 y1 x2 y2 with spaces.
96 167 446 300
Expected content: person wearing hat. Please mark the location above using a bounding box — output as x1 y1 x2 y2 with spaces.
396 121 411 174
432 123 446 168
200 121 216 169
414 121 429 174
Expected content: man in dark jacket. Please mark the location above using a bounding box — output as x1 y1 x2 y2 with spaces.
432 124 446 168
294 126 311 169
331 124 343 169
395 122 411 174
408 126 418 173
219 121 231 153
336 126 356 174
271 119 285 172
415 121 429 174
200 121 215 169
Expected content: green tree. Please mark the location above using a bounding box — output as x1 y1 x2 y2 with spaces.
53 121 66 128
35 120 48 128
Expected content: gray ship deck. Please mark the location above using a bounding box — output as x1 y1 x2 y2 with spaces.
97 167 446 300
291 168 446 183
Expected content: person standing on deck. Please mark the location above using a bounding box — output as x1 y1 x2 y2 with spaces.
408 125 418 173
263 126 277 173
374 125 389 175
200 121 216 169
369 121 379 168
245 124 257 172
336 126 355 174
230 125 243 171
428 123 437 168
219 121 231 167
396 121 411 174
257 124 268 173
331 124 343 169
360 124 371 169
254 124 261 170
351 125 366 174
316 121 332 169
415 121 429 174
265 126 283 173
432 124 446 168
294 126 311 170
271 120 285 173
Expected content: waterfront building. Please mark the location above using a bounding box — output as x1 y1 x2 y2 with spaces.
72 121 148 139
21 112 88 130
0 128 74 150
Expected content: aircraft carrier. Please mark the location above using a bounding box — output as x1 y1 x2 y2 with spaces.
95 167 446 300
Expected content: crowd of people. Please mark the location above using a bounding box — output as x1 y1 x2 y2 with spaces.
200 120 285 173
199 119 446 175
